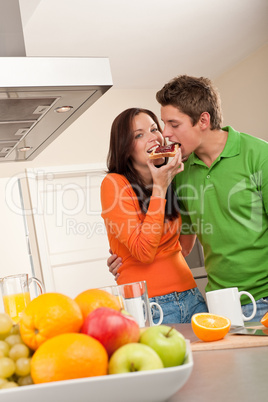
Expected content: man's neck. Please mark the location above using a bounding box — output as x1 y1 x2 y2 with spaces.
195 129 228 167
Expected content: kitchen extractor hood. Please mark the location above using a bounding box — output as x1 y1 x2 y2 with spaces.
0 57 113 162
0 1 113 162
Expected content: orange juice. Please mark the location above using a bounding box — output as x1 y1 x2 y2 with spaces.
3 292 31 323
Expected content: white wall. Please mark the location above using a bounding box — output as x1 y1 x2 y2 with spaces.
215 44 268 141
0 178 33 312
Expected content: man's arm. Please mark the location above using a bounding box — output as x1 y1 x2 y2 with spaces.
107 249 122 281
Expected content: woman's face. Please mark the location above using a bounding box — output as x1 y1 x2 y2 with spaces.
130 113 164 170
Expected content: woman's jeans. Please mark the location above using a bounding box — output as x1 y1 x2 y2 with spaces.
241 296 268 322
150 287 208 324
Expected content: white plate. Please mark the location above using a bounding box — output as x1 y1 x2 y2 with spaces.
1 341 193 402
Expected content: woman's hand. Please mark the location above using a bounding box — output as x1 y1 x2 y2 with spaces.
147 149 184 198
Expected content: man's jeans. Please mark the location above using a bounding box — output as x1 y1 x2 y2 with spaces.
242 296 268 322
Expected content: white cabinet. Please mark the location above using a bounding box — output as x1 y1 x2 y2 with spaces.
24 164 116 299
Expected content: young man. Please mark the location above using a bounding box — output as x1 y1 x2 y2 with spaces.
108 75 268 322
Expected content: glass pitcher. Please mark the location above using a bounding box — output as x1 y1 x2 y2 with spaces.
0 274 44 323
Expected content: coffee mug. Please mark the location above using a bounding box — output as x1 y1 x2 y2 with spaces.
206 287 257 327
100 281 163 328
0 274 44 323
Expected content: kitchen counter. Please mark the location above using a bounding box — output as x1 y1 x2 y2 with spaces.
168 324 268 402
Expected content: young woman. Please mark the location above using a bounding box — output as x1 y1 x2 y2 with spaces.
101 108 207 324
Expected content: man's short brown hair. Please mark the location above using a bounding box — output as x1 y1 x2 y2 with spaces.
156 75 223 130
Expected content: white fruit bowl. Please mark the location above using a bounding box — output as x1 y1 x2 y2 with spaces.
1 340 193 402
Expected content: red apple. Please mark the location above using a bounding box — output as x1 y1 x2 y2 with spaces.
81 307 140 356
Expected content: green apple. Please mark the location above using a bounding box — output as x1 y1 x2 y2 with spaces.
139 325 186 367
108 342 164 374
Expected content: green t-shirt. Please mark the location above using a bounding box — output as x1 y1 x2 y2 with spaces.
174 126 268 304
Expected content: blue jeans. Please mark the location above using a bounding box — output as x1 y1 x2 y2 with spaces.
241 296 268 322
150 287 208 324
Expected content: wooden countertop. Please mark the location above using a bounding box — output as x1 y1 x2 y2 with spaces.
191 323 268 351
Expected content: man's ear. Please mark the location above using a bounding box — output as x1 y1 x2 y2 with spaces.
199 112 210 129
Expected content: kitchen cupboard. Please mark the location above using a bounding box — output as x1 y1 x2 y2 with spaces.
22 163 115 299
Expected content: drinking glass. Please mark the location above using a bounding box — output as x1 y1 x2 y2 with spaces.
100 281 163 327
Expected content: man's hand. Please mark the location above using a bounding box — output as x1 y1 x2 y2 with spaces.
107 249 122 281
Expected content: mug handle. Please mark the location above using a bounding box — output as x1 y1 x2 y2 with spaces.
239 291 257 321
29 277 44 295
150 302 163 326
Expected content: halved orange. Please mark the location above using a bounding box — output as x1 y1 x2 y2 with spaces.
261 311 268 328
191 313 231 342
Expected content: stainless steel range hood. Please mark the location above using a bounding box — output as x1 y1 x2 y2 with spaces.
0 57 113 162
0 1 113 162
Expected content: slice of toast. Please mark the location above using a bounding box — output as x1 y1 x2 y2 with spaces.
149 143 180 159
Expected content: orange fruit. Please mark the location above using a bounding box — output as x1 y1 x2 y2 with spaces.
20 293 83 350
74 289 121 320
31 333 108 384
261 311 268 328
191 313 231 342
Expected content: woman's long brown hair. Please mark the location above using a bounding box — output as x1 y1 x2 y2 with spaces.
107 108 179 220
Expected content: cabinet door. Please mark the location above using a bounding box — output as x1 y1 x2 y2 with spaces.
25 164 116 299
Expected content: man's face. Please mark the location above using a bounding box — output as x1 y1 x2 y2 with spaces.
160 105 201 160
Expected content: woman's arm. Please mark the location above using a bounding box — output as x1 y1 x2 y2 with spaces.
179 234 196 257
101 175 166 263
101 153 184 264
107 235 197 279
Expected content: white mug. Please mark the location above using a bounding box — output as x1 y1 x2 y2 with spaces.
206 287 257 327
100 281 163 328
123 296 163 328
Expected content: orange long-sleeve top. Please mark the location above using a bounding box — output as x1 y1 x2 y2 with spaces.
101 173 196 298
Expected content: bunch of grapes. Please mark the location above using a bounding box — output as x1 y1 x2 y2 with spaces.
0 313 33 389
